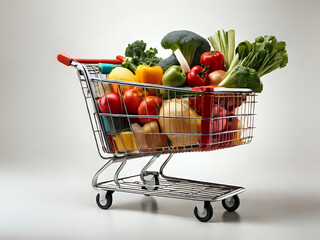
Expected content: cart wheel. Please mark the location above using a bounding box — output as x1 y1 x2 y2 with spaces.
142 171 159 191
96 191 114 210
222 195 240 212
194 201 213 222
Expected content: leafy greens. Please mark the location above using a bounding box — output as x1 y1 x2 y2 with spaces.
218 34 288 92
122 40 162 73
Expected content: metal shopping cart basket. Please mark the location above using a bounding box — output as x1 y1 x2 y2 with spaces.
58 53 257 222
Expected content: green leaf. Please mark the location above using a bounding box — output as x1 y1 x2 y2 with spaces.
236 40 251 60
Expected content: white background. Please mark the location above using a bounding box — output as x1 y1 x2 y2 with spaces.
1 0 320 239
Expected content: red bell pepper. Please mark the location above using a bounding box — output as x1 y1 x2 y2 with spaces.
200 51 225 73
187 65 208 87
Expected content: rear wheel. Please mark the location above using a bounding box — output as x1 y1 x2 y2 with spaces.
222 195 240 212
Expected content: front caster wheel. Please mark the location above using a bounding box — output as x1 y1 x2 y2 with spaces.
96 191 114 210
222 195 240 212
194 201 213 222
142 171 159 191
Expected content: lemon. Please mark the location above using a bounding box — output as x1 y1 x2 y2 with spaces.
107 67 136 82
107 67 136 95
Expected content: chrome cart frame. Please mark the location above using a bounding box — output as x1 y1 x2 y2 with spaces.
59 54 256 222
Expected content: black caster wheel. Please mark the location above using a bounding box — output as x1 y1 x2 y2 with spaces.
142 171 159 191
194 201 213 222
222 195 240 212
96 191 114 210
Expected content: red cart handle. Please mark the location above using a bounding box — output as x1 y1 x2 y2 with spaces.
57 53 124 66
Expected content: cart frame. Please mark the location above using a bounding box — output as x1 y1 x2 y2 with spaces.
61 55 257 222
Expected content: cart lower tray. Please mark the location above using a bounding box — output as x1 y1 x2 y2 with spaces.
95 174 245 202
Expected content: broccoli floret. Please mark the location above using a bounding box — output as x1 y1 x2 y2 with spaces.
218 65 263 93
156 54 179 72
161 30 210 67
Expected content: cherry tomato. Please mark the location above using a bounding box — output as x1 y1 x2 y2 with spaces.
123 88 143 114
98 92 123 114
138 96 162 124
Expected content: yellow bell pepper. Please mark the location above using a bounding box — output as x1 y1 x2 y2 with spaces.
113 132 138 152
136 65 163 85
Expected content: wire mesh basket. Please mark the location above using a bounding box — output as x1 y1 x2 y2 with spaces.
84 64 256 157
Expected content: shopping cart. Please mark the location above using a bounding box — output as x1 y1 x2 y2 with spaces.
58 53 257 222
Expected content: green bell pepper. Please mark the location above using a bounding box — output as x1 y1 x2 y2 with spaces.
160 65 187 99
162 65 186 87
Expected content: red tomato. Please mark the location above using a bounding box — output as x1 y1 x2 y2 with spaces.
138 96 162 124
98 92 123 114
148 96 163 106
123 88 143 114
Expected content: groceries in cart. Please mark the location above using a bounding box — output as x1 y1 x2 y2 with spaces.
92 29 288 154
